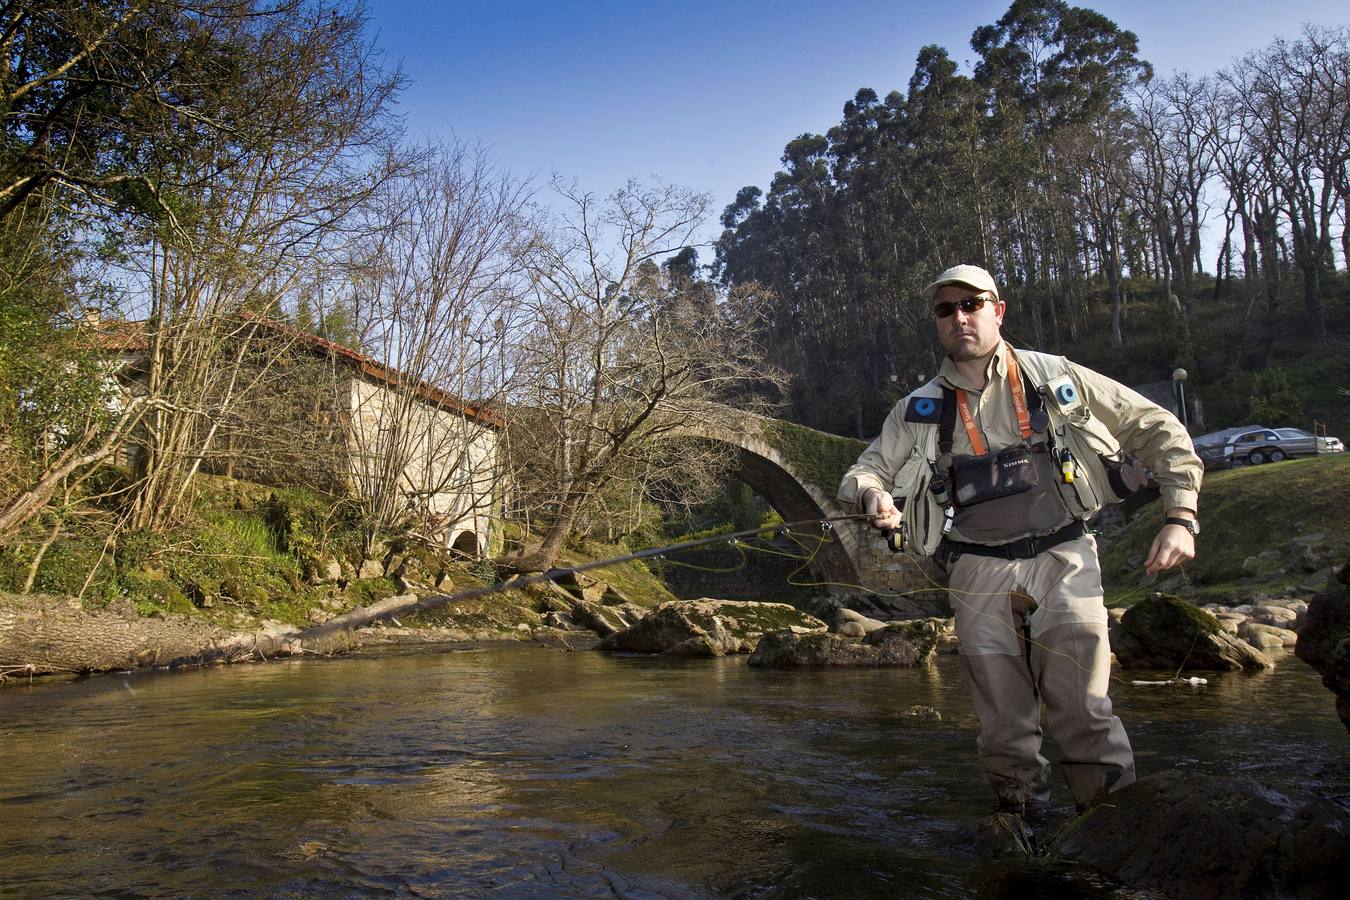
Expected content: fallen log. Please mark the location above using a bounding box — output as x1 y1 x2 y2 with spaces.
0 592 269 678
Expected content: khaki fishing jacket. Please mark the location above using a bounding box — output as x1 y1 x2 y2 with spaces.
839 343 1203 556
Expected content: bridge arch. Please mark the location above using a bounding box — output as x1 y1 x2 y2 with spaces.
679 413 921 595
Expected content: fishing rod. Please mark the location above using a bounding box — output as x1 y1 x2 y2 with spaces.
296 513 875 644
516 512 874 584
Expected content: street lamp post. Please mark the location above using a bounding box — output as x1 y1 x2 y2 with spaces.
1172 367 1189 432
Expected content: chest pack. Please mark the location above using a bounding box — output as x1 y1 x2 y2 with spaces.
893 349 1146 555
933 350 1073 542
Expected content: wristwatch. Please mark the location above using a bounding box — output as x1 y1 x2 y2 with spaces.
1164 516 1200 536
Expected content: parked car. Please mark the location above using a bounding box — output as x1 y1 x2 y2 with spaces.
1193 425 1345 469
1272 427 1344 455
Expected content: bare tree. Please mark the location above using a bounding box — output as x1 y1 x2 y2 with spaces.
336 141 532 554
0 198 155 537
1224 26 1350 343
113 1 403 532
1056 119 1135 347
510 178 785 570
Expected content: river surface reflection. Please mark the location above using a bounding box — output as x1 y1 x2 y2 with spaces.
2 645 1346 897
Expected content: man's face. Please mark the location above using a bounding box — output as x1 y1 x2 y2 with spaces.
933 283 1005 362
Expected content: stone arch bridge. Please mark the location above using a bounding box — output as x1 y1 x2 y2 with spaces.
679 411 926 595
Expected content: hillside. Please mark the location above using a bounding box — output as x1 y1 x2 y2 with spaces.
1100 454 1350 605
1012 274 1350 443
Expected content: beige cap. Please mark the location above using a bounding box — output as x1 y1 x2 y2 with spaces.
922 264 1000 303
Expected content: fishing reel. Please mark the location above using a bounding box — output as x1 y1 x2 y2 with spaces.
882 521 907 553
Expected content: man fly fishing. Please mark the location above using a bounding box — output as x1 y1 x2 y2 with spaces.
839 264 1203 823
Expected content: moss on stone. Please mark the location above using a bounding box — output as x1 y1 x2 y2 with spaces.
1130 593 1222 636
764 420 867 492
713 601 821 637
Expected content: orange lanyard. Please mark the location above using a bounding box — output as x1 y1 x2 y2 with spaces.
954 347 1032 457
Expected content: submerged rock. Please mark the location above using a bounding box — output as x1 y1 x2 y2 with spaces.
1111 593 1272 670
1057 771 1350 900
596 599 826 656
747 620 940 668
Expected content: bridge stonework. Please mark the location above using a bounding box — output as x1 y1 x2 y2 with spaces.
693 416 930 596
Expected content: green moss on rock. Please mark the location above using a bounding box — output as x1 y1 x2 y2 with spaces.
1130 593 1221 636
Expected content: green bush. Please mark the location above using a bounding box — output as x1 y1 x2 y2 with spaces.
1247 367 1303 427
29 535 117 600
119 570 194 616
263 486 363 566
115 529 171 572
0 541 31 592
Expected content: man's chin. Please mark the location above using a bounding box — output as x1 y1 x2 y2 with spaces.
948 343 985 362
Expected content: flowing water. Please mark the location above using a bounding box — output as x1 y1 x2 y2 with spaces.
1 645 1346 898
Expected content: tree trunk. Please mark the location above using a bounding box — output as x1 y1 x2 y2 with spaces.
525 488 589 572
1300 259 1327 343
0 592 257 677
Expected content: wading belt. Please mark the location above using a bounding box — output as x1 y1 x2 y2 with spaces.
945 520 1086 561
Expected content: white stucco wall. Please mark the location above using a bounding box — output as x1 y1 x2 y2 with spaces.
347 377 500 556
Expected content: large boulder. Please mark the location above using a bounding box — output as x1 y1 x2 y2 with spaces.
1057 771 1350 900
747 620 941 668
596 599 825 657
1112 593 1273 670
1294 559 1350 734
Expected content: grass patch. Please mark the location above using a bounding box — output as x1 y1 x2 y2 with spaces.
344 576 398 606
559 540 679 608
1101 454 1350 602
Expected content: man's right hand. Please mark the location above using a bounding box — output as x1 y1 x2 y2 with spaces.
861 488 902 530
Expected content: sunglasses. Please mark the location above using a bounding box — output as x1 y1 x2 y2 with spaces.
933 295 994 318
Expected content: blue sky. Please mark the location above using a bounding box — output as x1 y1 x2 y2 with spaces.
367 1 1347 247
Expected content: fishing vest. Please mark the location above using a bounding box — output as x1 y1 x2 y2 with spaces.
891 349 1143 557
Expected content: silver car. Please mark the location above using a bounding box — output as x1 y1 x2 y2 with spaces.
1195 425 1345 469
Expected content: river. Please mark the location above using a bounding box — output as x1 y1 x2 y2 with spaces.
1 645 1346 897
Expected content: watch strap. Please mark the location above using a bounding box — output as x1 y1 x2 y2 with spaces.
1164 516 1198 535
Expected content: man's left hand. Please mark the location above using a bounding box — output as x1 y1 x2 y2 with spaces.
1145 522 1196 575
